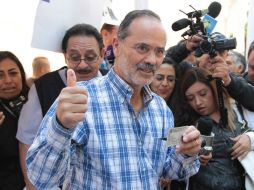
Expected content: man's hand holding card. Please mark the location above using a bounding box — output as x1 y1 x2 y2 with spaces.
167 125 201 157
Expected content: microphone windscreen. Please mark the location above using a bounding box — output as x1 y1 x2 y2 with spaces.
208 1 222 18
172 18 191 31
197 116 213 136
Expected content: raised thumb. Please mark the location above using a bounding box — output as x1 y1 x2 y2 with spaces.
67 69 77 87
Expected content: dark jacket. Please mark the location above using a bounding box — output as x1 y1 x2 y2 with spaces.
35 67 109 116
226 74 254 111
166 41 191 63
0 99 25 190
35 67 66 116
189 119 245 190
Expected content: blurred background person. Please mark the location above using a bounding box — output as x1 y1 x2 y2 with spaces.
100 22 119 69
226 50 246 75
26 56 51 87
243 40 254 85
150 57 177 190
150 57 177 102
0 51 29 190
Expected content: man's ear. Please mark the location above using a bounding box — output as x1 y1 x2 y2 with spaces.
101 29 108 38
113 37 120 57
238 64 244 74
63 52 68 64
100 47 106 59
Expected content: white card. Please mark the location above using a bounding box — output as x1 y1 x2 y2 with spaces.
166 126 189 147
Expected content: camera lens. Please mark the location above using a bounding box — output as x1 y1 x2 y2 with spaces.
200 40 212 53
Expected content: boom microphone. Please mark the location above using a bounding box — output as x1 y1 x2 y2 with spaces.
172 18 191 31
208 1 221 18
187 1 221 18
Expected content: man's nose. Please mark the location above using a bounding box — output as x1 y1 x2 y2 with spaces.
77 59 89 67
144 50 157 65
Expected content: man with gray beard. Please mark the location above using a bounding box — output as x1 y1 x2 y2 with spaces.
26 10 201 189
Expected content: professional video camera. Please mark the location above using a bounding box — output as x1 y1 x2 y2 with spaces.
171 1 237 57
195 32 237 57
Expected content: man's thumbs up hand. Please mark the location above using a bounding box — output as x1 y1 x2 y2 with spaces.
56 69 88 128
67 69 77 87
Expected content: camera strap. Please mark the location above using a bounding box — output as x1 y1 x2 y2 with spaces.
207 75 228 127
216 79 228 127
0 99 17 118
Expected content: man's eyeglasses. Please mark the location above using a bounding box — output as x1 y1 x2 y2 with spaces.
132 43 165 58
155 75 176 82
67 54 99 65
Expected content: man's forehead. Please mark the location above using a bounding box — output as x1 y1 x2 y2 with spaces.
67 37 100 52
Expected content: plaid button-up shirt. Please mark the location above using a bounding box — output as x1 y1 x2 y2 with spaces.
27 69 199 190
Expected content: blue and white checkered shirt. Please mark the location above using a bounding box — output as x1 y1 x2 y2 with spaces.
26 69 199 190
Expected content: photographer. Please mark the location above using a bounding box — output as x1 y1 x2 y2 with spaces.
166 34 203 64
168 30 254 112
0 51 29 189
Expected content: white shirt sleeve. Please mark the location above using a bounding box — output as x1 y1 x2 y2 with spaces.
16 84 43 145
246 131 254 151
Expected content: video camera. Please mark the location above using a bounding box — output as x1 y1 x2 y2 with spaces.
171 1 237 57
195 33 237 57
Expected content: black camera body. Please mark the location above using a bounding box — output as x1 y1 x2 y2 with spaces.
195 35 237 57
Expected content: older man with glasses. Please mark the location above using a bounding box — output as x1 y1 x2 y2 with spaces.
26 10 201 189
16 23 107 190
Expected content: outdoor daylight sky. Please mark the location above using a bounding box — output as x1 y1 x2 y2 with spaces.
0 0 252 77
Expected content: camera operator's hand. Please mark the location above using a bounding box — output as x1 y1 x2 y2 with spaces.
211 55 231 86
186 33 203 51
56 69 88 129
199 152 212 166
0 111 5 126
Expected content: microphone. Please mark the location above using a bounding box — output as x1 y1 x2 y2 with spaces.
208 1 221 18
197 116 214 155
172 18 191 31
187 1 221 18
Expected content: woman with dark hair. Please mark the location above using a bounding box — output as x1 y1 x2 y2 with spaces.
0 51 28 189
150 57 177 102
150 59 195 190
181 67 251 190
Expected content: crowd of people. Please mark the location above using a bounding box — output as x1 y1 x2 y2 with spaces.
0 8 254 190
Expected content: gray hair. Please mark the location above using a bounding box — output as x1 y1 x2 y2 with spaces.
248 40 254 58
228 51 246 74
117 10 161 40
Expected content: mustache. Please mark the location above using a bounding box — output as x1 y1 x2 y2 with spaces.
137 62 156 72
74 67 92 74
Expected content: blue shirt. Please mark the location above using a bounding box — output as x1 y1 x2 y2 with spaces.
26 69 199 190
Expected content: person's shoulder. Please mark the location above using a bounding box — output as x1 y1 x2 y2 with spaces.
151 92 170 110
35 67 66 83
